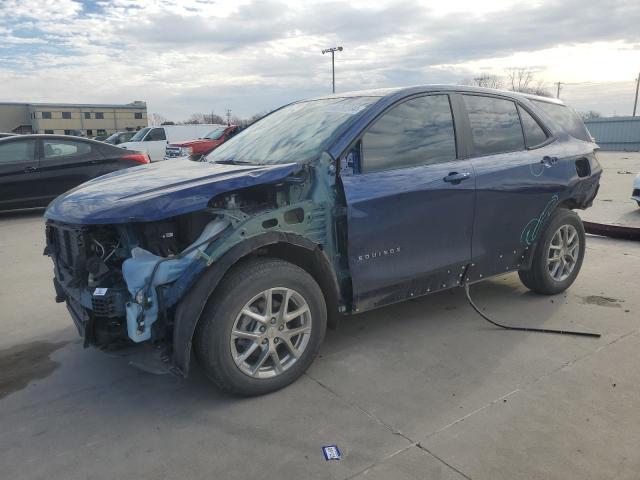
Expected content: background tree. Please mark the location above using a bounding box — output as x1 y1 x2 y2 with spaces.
579 110 601 120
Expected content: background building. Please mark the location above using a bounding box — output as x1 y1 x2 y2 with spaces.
0 101 147 137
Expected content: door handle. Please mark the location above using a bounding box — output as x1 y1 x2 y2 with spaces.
23 166 37 173
443 171 471 184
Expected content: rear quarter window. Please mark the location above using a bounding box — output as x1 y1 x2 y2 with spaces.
532 101 592 142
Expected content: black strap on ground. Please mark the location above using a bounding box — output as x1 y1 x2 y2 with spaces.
464 281 601 338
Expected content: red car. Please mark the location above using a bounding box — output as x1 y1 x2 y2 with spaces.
163 125 238 160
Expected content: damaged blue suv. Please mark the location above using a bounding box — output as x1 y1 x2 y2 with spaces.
45 86 601 395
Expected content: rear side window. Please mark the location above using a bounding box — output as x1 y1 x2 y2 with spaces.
464 95 524 155
361 94 456 173
532 101 591 142
43 139 92 159
0 140 36 164
518 106 548 148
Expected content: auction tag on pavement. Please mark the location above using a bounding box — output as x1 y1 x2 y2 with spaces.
93 288 108 296
322 445 342 461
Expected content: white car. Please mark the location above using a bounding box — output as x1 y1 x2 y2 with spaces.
633 172 640 207
119 125 221 162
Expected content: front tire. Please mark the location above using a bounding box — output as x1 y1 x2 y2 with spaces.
194 257 327 396
518 209 585 295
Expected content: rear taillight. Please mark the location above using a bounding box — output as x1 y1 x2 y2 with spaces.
122 153 150 164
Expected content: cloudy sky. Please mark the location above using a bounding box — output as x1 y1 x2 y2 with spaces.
0 0 639 121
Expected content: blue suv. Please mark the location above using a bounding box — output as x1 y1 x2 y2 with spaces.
45 85 601 395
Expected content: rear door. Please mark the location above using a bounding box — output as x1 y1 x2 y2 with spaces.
36 138 106 200
0 138 39 209
341 94 475 311
463 94 567 280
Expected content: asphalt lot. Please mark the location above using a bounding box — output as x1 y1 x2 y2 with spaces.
1 152 639 480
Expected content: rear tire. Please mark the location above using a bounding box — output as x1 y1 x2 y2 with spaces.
194 257 326 396
518 209 585 295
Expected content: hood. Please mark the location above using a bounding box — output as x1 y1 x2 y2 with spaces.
45 159 302 225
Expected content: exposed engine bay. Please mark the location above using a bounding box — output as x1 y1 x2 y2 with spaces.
44 167 334 356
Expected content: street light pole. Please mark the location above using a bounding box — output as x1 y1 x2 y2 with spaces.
322 46 343 93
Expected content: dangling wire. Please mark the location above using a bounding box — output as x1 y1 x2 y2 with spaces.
464 281 601 338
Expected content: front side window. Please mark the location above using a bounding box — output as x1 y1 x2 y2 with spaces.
464 95 525 156
146 128 166 141
361 94 456 173
0 140 36 164
518 106 548 148
43 140 91 159
207 96 378 165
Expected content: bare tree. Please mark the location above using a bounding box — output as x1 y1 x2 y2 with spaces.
150 112 168 126
579 110 601 120
461 74 504 89
506 67 553 97
184 112 225 124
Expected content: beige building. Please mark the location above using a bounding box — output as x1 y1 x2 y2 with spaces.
0 101 148 137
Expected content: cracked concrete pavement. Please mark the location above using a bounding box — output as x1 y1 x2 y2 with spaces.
1 152 639 479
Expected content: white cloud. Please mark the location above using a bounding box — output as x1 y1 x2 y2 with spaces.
0 0 638 118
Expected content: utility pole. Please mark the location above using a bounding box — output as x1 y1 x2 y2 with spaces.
633 73 639 117
226 108 231 126
321 46 343 93
555 81 562 99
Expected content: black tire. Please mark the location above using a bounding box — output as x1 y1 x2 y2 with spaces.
194 257 327 396
518 208 585 295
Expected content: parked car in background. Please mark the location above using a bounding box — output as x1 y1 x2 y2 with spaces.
44 85 601 396
0 133 17 138
119 124 222 162
0 134 149 211
164 125 238 161
105 131 136 145
633 171 640 207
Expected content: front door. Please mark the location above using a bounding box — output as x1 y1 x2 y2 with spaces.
341 94 475 311
0 138 39 209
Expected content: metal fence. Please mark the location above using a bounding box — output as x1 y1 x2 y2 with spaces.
584 116 640 151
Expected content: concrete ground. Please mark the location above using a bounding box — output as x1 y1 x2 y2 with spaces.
1 153 640 480
579 151 640 228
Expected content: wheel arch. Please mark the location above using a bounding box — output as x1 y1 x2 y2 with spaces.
171 231 343 377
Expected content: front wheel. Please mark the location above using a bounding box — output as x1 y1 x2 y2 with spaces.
194 257 327 396
518 209 586 295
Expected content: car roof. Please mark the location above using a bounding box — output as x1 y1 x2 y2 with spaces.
307 84 565 105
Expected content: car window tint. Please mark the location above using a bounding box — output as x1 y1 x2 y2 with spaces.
44 140 91 158
533 101 592 142
361 95 456 173
146 128 166 141
518 106 548 148
463 95 525 155
0 140 36 164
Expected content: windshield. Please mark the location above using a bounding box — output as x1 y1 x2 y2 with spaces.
130 127 150 142
105 133 119 144
207 97 377 165
204 127 227 140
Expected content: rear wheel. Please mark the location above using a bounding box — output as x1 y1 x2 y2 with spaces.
194 257 326 396
519 209 585 295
